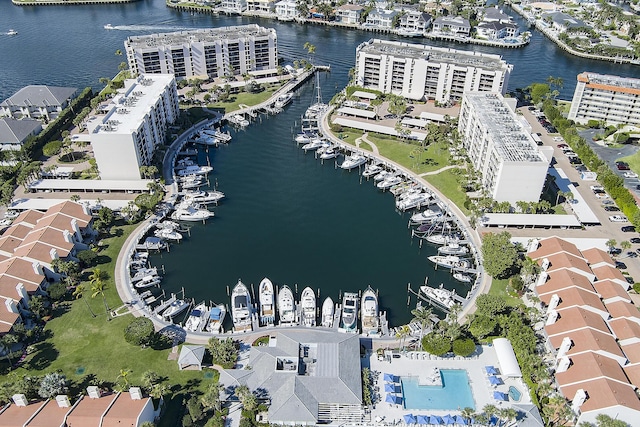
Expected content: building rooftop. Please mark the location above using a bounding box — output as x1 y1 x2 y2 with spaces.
549 328 625 362
593 279 632 303
541 251 592 276
580 247 614 267
540 286 606 315
577 72 640 94
605 300 640 321
0 118 41 145
0 86 77 108
545 306 612 338
537 268 596 295
620 341 640 364
608 317 640 342
25 399 72 427
555 352 629 388
528 236 583 260
125 24 275 50
561 377 640 414
0 401 47 427
357 39 509 71
66 393 118 427
101 392 151 427
463 92 545 163
12 210 44 228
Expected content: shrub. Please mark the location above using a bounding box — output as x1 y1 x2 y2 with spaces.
633 283 640 294
452 338 476 357
124 317 155 346
47 282 67 301
421 332 451 356
77 249 98 268
42 140 63 157
587 119 600 128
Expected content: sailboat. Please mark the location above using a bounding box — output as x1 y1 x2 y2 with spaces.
321 296 334 328
301 71 328 134
300 286 316 327
259 277 275 326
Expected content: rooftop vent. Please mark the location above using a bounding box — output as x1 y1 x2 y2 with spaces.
129 387 143 400
12 394 27 407
87 386 101 399
56 395 71 408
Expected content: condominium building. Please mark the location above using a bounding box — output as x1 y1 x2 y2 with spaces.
458 92 549 205
355 39 513 102
0 85 78 122
124 24 278 81
88 74 179 180
568 72 640 126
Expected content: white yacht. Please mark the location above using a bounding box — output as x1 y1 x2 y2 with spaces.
319 145 340 160
259 278 275 326
396 192 431 211
427 255 470 270
300 286 316 327
162 299 189 319
231 280 253 332
295 132 317 144
274 93 293 108
341 292 358 331
207 304 227 334
133 275 162 289
177 165 213 177
374 170 394 182
362 163 383 178
228 115 250 127
183 190 225 205
103 24 114 30
340 154 368 170
410 208 443 224
424 233 456 245
130 267 158 282
214 130 232 142
171 202 213 222
361 286 379 334
453 273 473 283
154 228 183 241
180 175 205 189
420 284 457 309
377 176 403 190
302 138 329 152
184 302 208 332
278 285 296 325
438 242 469 255
174 158 195 170
321 296 334 328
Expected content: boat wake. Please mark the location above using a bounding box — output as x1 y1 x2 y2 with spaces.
105 24 195 32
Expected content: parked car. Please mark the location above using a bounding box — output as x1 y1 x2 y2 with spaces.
610 247 623 255
553 136 564 142
557 143 569 149
615 261 627 270
626 276 635 284
609 215 629 222
604 206 620 212
527 106 536 111
590 185 605 191
627 251 638 258
624 171 638 179
622 225 636 232
631 237 640 244
616 162 630 170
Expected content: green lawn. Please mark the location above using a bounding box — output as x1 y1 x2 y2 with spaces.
209 84 283 114
617 151 640 175
365 133 451 175
423 169 470 215
488 278 522 307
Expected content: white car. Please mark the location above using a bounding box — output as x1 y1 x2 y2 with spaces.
624 171 638 179
553 136 564 142
609 215 629 222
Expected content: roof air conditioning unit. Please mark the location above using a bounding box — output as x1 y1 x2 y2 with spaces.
129 387 143 400
56 395 71 408
87 386 101 399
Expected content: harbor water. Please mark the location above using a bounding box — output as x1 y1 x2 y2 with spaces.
1 0 638 325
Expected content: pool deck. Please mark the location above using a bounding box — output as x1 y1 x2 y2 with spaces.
365 345 531 423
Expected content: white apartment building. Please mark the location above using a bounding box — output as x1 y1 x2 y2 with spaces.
89 74 179 180
458 92 549 205
125 25 278 81
274 0 298 19
364 9 398 29
355 39 513 102
220 0 246 13
568 72 640 126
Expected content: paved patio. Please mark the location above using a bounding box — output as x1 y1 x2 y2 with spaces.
364 345 532 424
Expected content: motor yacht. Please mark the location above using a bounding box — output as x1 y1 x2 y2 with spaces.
194 134 218 146
174 158 195 171
321 296 334 328
154 227 183 241
6 29 18 36
103 24 114 30
130 267 158 282
374 170 394 182
453 273 473 283
213 130 232 142
420 284 457 309
362 163 383 178
410 208 443 224
377 175 403 190
340 154 368 170
438 242 469 255
361 286 379 334
177 165 213 177
184 302 208 332
231 280 253 332
274 93 293 108
278 285 296 325
171 202 213 222
300 286 316 327
133 275 162 289
319 145 339 160
427 255 470 270
207 304 227 334
341 292 358 331
180 176 205 190
228 115 250 127
295 132 317 144
302 138 329 152
259 278 275 326
396 192 431 211
183 190 225 205
162 299 189 319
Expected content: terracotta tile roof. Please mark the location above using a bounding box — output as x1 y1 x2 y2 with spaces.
593 280 631 303
0 258 45 285
33 214 88 233
621 342 640 364
20 228 74 253
541 252 592 275
549 328 624 362
555 352 629 387
0 255 9 264
561 378 640 414
592 264 627 284
13 242 70 265
545 306 612 337
0 401 47 427
101 392 151 427
529 236 582 259
43 201 91 223
66 393 118 427
609 317 640 342
0 236 23 256
2 224 32 240
25 399 72 427
12 210 44 228
0 301 20 334
581 247 615 267
0 274 41 298
623 364 640 387
537 269 596 295
605 300 640 321
540 287 606 315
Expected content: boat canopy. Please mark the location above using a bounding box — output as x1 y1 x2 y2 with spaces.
210 307 222 320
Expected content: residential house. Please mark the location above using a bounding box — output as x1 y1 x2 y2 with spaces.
0 86 78 122
246 0 275 13
335 4 363 25
398 10 432 34
543 12 589 32
274 0 298 19
431 16 471 37
365 9 398 30
220 0 246 12
0 118 41 151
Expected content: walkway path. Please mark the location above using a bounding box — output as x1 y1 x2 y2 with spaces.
418 165 462 177
356 133 380 155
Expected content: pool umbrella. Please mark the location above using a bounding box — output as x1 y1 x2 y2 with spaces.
493 391 508 401
443 414 456 425
404 414 417 425
429 415 442 425
385 393 400 404
384 373 397 382
417 415 429 425
385 383 399 393
485 365 497 375
454 415 467 425
489 416 499 426
488 375 502 385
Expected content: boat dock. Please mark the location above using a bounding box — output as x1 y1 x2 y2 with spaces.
153 294 177 316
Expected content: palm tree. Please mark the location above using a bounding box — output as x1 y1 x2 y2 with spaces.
606 239 617 254
0 333 18 370
460 407 475 424
73 284 96 318
201 382 223 412
621 240 631 252
89 268 109 284
395 324 411 351
410 305 433 345
482 404 498 419
91 279 110 319
116 369 132 391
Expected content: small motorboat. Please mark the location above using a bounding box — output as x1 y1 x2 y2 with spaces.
130 267 158 281
453 273 473 283
321 296 334 328
341 292 358 331
278 285 296 325
295 132 317 144
207 304 227 334
374 170 394 182
231 280 252 332
396 192 431 211
259 278 275 326
183 190 225 205
6 29 18 36
438 242 469 255
340 154 368 170
154 228 183 241
300 286 316 327
103 24 114 30
377 175 403 190
427 255 470 270
361 286 379 334
133 275 162 289
319 145 340 160
163 299 189 319
410 207 443 224
184 302 208 332
362 163 383 178
302 138 329 152
274 92 293 108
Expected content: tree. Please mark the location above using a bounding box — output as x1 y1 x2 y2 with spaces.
410 305 433 344
89 267 108 284
452 338 476 357
421 332 451 356
73 284 96 318
116 369 132 392
620 240 631 252
77 249 97 268
528 82 551 104
236 385 257 412
38 372 68 399
201 382 223 412
475 294 508 317
606 238 617 253
395 324 411 351
460 407 475 424
47 282 67 301
90 278 110 319
207 337 238 368
0 334 18 369
124 317 155 346
469 315 497 340
51 259 80 281
481 231 519 279
29 295 49 319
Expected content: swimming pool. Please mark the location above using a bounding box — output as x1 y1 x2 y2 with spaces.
401 370 475 411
